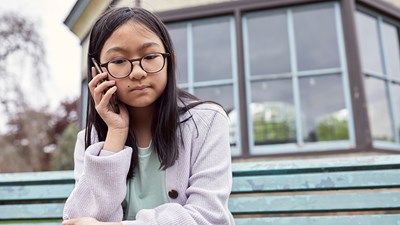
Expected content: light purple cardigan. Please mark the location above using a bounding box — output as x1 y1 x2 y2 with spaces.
63 103 235 225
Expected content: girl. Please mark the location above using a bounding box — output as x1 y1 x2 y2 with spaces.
62 6 234 225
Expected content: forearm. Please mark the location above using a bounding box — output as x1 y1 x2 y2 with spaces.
64 142 132 222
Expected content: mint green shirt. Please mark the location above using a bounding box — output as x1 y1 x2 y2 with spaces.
126 141 169 220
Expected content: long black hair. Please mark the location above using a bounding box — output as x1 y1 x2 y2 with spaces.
85 7 201 179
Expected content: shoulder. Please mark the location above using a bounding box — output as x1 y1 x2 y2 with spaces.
179 101 229 132
180 99 228 118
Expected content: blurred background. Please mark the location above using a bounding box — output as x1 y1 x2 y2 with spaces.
0 0 80 172
1 0 400 173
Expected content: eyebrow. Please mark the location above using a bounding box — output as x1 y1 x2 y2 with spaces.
105 42 162 55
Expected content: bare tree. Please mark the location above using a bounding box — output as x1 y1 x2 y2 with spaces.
0 11 47 114
0 11 50 172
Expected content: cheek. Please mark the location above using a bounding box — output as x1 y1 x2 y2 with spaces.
158 73 168 93
113 81 126 97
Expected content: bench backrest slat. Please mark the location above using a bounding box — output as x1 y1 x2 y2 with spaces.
229 191 400 214
232 169 400 193
0 171 74 184
0 184 74 201
234 214 400 225
0 203 64 220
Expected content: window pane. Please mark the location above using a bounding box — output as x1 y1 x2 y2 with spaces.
168 24 188 84
299 75 349 142
193 18 232 82
382 22 400 80
250 79 296 145
246 10 290 75
194 85 237 146
364 76 393 141
293 4 340 71
356 12 384 74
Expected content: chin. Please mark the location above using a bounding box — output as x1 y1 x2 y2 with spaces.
127 100 157 109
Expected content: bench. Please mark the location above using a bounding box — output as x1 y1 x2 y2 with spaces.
1 155 400 224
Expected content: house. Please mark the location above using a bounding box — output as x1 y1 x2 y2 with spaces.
64 0 400 160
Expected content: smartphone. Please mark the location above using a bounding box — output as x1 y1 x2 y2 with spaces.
91 57 120 114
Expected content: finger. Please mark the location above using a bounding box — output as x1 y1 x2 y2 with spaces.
93 79 115 97
91 66 98 79
96 86 118 112
89 73 114 104
88 68 108 90
88 71 106 98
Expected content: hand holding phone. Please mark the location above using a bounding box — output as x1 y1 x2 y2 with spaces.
91 57 120 114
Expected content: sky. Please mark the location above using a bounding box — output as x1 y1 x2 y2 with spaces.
0 0 81 109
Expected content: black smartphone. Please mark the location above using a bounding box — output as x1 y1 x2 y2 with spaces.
91 57 120 114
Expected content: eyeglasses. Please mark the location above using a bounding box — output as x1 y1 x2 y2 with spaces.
100 52 170 79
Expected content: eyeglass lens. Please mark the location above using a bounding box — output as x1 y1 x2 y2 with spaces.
107 53 166 78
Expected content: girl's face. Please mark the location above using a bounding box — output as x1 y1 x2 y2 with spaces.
99 21 168 110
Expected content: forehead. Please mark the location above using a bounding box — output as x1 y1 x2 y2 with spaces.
101 21 165 56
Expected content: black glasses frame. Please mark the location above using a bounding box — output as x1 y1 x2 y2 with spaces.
100 52 170 79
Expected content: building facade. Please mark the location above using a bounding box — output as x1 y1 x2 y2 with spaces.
65 0 400 160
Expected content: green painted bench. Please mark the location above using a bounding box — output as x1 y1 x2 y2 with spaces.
1 155 400 224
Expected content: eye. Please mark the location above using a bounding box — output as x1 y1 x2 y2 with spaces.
109 58 128 64
143 53 160 61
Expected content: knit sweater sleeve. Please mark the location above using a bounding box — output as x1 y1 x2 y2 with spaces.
63 130 132 222
122 106 234 225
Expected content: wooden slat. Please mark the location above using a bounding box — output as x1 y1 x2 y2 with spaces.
229 191 400 214
0 203 64 220
0 184 74 201
234 214 400 225
0 171 74 184
232 155 400 176
232 169 400 193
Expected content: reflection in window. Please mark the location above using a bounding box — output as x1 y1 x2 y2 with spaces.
168 24 188 84
193 18 232 81
382 22 400 80
356 12 384 74
364 76 393 141
299 75 348 142
293 4 340 71
357 10 400 145
246 10 290 75
250 79 296 145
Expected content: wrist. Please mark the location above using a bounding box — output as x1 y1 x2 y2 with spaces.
104 128 128 152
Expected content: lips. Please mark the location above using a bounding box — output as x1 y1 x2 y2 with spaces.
130 85 150 91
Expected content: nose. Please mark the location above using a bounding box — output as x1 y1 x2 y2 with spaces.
128 62 147 80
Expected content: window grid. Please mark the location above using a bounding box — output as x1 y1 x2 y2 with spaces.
364 13 400 146
244 2 354 155
377 16 400 144
173 17 241 155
